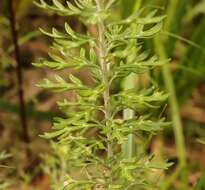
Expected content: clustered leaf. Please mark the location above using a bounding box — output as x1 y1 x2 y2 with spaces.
35 0 170 189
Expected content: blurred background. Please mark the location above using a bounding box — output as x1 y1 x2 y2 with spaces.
1 0 205 189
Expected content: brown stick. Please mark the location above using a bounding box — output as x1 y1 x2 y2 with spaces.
8 0 30 144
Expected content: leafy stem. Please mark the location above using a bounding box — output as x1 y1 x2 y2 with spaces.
96 0 113 158
35 0 171 188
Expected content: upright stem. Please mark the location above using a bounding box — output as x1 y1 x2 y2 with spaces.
134 0 142 13
154 1 187 188
164 0 179 33
162 0 186 168
96 0 113 158
155 37 188 190
122 0 142 159
122 74 136 159
8 0 30 144
153 0 186 165
154 37 186 167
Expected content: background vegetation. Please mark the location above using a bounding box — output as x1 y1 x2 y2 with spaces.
1 0 205 189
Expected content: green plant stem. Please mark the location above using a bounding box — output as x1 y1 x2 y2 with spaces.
134 0 142 12
164 0 178 34
154 36 187 189
154 1 188 187
123 74 136 159
96 0 113 158
159 0 187 186
122 0 142 160
154 36 186 166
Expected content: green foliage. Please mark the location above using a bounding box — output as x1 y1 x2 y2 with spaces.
35 0 170 189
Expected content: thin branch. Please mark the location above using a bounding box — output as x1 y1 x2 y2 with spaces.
8 0 30 144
